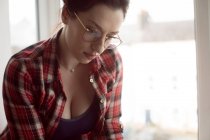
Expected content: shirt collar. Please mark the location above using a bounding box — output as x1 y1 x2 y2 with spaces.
42 30 61 83
42 28 114 83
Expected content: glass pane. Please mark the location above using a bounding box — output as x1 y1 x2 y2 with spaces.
9 0 38 53
119 0 197 140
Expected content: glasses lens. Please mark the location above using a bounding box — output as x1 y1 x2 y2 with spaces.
106 37 122 49
83 30 101 42
83 30 122 49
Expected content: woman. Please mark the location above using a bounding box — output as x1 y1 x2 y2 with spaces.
0 0 129 139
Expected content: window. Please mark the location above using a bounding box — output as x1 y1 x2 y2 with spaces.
9 0 38 53
119 0 197 139
0 0 38 131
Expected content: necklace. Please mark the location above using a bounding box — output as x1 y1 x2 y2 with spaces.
69 68 75 72
62 65 76 73
57 57 76 73
56 52 76 73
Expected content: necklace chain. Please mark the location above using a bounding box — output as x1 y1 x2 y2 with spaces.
56 55 76 73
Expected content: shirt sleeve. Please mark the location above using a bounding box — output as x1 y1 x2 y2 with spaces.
101 50 124 140
105 59 123 139
2 59 45 140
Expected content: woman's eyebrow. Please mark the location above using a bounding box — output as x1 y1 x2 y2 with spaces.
88 19 119 35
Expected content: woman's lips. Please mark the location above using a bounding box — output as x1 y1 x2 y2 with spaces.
84 52 98 60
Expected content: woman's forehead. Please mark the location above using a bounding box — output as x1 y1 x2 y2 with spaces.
79 4 124 33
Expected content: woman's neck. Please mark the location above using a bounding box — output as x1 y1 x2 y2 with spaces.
57 29 79 72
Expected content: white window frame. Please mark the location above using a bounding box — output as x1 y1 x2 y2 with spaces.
194 0 210 139
36 0 61 40
0 0 11 132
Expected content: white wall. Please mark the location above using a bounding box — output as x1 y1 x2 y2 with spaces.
0 0 11 132
195 0 210 139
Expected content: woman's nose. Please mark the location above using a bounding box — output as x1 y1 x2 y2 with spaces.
91 37 106 53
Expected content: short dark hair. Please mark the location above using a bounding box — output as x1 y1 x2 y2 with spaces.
63 0 129 18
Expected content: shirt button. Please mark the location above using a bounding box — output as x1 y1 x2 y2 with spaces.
90 78 94 83
100 99 104 104
120 123 124 129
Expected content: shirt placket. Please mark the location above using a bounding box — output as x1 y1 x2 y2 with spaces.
89 74 107 133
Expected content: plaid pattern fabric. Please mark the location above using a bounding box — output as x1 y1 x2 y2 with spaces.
0 30 123 140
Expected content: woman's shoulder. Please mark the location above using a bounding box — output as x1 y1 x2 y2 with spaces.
101 48 122 60
99 48 123 76
8 37 56 65
100 48 122 67
10 40 47 61
5 39 55 74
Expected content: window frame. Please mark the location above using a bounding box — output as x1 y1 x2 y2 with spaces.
36 0 60 40
0 0 11 132
194 0 210 139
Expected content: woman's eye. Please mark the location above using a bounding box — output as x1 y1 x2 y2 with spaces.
86 26 96 33
106 35 115 40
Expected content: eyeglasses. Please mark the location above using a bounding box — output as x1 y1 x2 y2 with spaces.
69 11 122 49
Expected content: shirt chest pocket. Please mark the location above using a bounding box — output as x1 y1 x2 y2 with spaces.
36 81 62 119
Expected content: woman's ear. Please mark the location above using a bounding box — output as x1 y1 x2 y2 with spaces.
61 5 69 24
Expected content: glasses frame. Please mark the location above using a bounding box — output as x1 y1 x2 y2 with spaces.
66 9 122 48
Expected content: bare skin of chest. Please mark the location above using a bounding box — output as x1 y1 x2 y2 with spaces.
60 65 95 119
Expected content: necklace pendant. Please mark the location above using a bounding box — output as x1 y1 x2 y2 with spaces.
70 69 75 72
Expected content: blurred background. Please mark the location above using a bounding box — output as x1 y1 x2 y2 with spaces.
0 0 197 140
119 0 197 140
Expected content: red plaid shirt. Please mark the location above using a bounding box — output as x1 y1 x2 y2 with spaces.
0 31 123 140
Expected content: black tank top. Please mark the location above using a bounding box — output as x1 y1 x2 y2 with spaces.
52 95 99 140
